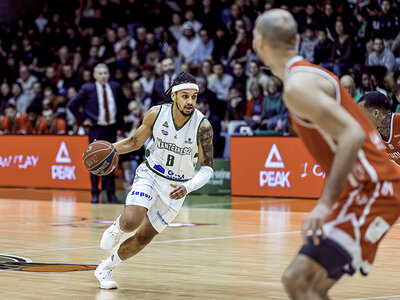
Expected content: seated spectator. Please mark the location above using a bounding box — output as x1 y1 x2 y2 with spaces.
340 75 363 102
177 22 201 65
30 82 44 111
196 76 218 115
261 76 284 131
139 64 155 96
17 65 38 99
299 24 319 62
0 83 11 115
357 70 388 96
246 60 268 100
183 9 202 33
193 28 214 68
209 62 234 119
392 84 400 113
232 62 247 96
225 86 245 122
168 13 183 42
227 28 252 69
9 82 34 114
132 80 151 112
314 28 333 68
57 64 80 94
379 0 400 45
245 82 264 130
114 25 136 55
367 37 398 73
195 97 224 158
330 19 353 76
199 60 216 87
0 103 30 134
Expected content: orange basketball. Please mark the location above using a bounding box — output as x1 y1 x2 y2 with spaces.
82 140 118 176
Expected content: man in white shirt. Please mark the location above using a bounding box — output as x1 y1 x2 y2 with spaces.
177 22 201 65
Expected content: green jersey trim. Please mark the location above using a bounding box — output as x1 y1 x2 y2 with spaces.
171 103 195 131
145 160 190 182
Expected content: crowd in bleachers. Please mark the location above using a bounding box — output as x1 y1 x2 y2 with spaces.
1 0 400 158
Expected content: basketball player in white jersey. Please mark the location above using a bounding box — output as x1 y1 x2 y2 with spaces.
94 72 214 289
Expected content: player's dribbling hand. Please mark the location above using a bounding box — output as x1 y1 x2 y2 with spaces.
169 184 188 200
302 202 331 246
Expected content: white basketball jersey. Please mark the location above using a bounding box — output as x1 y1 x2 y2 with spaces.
145 103 206 181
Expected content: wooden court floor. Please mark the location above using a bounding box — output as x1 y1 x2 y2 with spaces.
0 188 399 300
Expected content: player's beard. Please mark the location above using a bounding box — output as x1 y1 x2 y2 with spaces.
176 102 193 117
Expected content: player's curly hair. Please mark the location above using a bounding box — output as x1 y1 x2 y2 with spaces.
161 72 197 103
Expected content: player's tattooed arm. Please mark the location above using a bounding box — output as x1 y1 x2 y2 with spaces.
198 118 214 168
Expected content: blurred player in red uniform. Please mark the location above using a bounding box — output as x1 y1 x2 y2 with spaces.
253 9 400 299
358 91 400 166
0 103 31 134
36 107 67 135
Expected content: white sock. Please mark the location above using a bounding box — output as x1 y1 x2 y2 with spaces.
103 251 123 269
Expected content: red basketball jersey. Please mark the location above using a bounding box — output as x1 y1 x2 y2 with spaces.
383 113 400 166
285 57 400 187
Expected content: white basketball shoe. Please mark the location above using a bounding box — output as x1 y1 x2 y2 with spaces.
95 260 118 289
100 216 123 251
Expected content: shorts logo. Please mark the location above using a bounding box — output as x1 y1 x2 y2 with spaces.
156 211 169 225
0 255 97 272
131 190 153 200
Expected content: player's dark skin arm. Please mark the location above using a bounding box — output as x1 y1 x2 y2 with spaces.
170 119 214 199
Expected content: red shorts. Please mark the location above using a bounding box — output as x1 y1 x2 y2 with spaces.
323 180 400 275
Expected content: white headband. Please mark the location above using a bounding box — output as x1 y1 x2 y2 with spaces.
172 83 199 93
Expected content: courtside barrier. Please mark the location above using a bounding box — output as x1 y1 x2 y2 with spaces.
0 136 91 189
231 137 325 198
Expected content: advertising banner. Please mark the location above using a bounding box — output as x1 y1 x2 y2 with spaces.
192 159 231 195
231 137 325 198
0 136 91 189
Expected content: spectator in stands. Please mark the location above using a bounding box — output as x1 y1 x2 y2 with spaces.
314 28 333 68
177 21 201 65
139 64 155 96
321 2 336 39
132 80 151 112
392 84 400 113
225 85 245 123
330 19 353 76
58 64 80 94
164 44 181 74
36 106 67 135
209 62 234 119
246 60 268 100
169 13 183 42
227 3 252 33
379 0 400 44
227 28 252 70
261 76 284 131
195 96 223 157
340 75 363 102
0 103 30 134
30 82 44 111
183 9 202 33
196 76 218 114
114 25 136 55
9 82 34 114
151 57 177 105
212 26 232 63
0 83 11 115
367 37 398 73
357 71 388 95
17 65 38 98
300 24 319 62
41 66 57 90
245 82 264 130
193 28 214 68
232 62 247 96
199 60 216 87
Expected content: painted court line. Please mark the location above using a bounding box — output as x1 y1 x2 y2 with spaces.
4 230 300 255
349 295 400 300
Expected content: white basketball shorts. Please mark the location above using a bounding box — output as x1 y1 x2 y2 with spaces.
125 163 186 233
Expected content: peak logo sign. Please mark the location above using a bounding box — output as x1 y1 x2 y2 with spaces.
51 141 76 180
259 144 290 188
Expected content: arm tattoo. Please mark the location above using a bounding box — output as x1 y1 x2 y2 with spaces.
199 121 214 168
